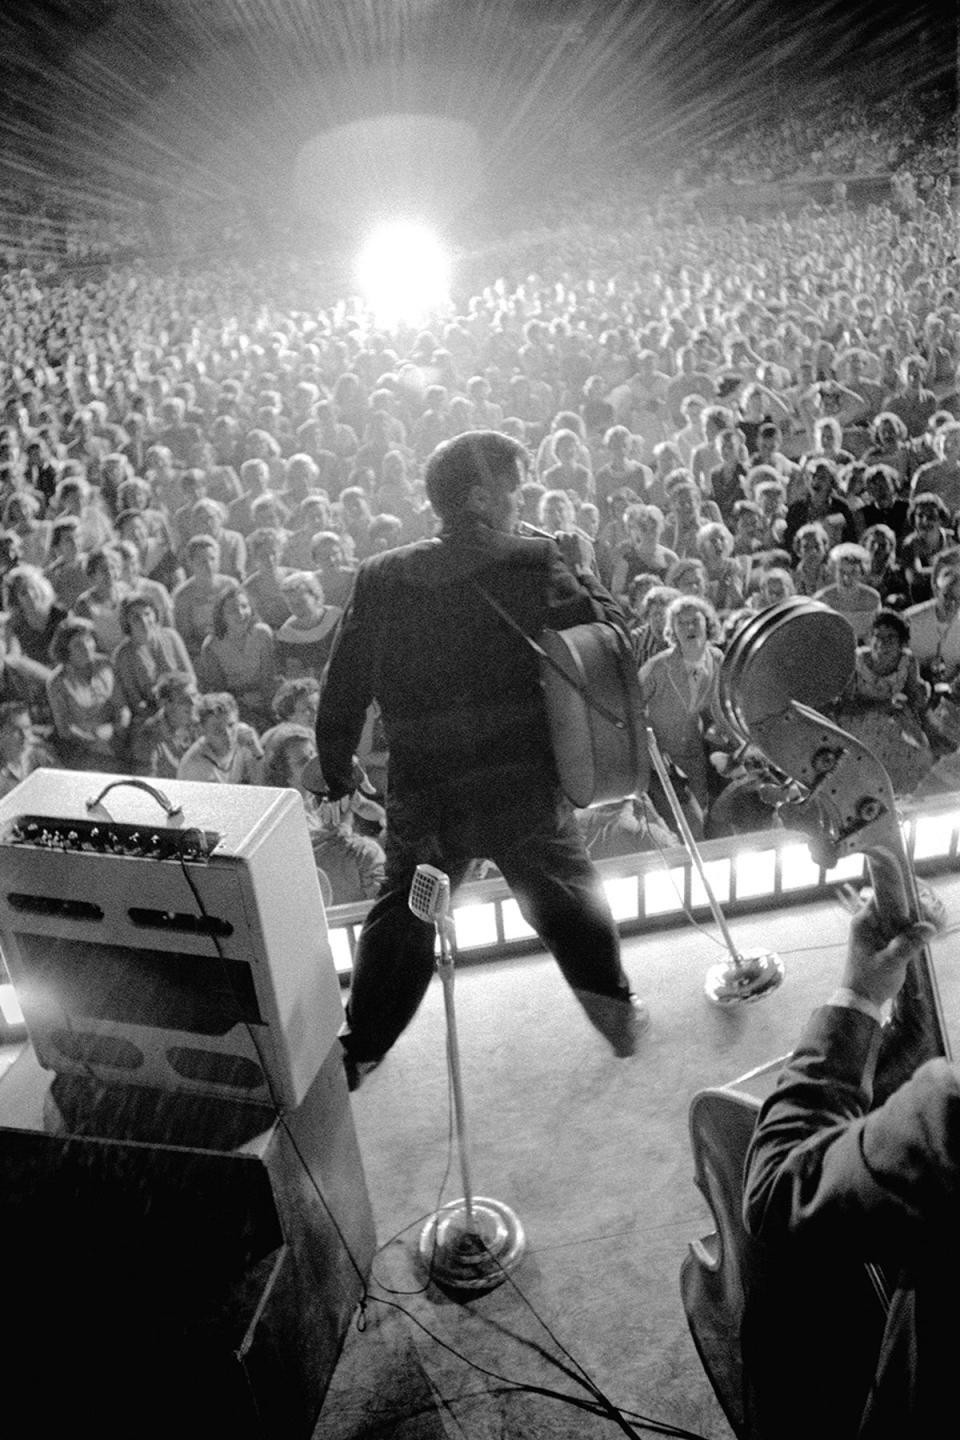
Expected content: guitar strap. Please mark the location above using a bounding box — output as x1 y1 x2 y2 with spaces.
471 578 630 733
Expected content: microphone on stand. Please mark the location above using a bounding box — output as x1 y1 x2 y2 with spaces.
408 864 525 1292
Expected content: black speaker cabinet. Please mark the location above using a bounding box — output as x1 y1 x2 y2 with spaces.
0 1042 376 1439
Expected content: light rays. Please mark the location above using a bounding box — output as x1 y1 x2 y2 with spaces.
0 1 951 262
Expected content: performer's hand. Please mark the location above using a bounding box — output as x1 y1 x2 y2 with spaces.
554 531 581 571
842 896 935 1009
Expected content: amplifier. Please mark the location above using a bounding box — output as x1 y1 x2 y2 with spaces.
0 770 344 1110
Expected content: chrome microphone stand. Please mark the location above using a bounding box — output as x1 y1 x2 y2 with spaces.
408 865 525 1291
645 729 784 1006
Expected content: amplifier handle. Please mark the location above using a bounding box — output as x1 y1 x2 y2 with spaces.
86 779 184 819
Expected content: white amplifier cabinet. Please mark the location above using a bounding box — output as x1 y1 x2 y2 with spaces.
0 770 344 1110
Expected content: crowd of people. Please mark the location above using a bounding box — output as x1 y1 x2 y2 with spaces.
0 114 958 897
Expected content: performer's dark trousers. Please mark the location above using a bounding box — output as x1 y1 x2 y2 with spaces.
340 769 632 1062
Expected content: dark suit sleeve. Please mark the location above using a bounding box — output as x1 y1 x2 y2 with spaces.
743 1006 960 1258
315 564 378 799
542 543 629 637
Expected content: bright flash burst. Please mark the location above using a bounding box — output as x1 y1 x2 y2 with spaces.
355 221 451 329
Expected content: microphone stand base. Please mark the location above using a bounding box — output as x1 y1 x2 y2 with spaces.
705 950 785 1008
418 1196 526 1293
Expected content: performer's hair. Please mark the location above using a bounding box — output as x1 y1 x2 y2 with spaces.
425 430 528 521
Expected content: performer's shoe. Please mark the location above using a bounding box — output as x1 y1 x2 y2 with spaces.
573 988 650 1056
342 1052 383 1092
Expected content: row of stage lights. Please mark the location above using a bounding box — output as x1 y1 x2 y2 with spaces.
3 797 960 1041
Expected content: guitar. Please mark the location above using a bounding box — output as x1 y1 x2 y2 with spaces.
681 601 951 1439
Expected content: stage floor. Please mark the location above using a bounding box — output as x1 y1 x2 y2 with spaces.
314 873 960 1440
4 876 957 1439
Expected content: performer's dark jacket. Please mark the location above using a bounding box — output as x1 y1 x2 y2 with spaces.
315 519 626 803
741 1004 960 1439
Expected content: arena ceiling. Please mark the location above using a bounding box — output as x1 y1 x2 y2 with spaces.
0 1 952 218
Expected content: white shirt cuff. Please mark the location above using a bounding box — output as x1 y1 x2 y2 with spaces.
827 987 884 1025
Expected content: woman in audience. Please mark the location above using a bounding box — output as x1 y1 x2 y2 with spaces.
900 491 953 604
261 723 386 903
3 564 67 665
639 593 727 837
198 582 277 731
814 542 882 641
274 570 343 678
113 594 194 723
832 608 933 794
696 522 746 614
176 690 262 784
46 615 129 770
73 545 130 657
609 503 677 598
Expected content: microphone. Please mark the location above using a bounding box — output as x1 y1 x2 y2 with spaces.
408 863 452 930
514 520 556 541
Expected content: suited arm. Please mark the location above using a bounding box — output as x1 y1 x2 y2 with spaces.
543 541 629 637
315 567 377 799
743 1005 960 1258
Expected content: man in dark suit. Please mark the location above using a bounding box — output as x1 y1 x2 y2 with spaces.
742 897 951 1438
313 430 648 1084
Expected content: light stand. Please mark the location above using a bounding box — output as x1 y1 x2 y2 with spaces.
408 865 526 1291
646 728 784 1006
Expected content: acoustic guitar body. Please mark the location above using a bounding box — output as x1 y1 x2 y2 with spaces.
538 623 649 807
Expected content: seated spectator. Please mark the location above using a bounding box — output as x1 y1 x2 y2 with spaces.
234 528 289 630
113 594 194 723
176 691 262 784
52 475 114 554
73 545 130 657
861 411 912 488
751 565 797 610
113 535 175 630
172 535 236 664
187 498 246 581
861 524 910 609
0 609 53 717
905 547 960 687
882 354 939 437
115 481 179 589
639 593 726 838
261 724 386 903
783 459 859 553
609 503 678 597
228 457 273 537
909 420 960 512
900 492 953 604
338 486 375 560
696 522 746 614
44 516 88 610
367 513 404 554
310 530 357 610
130 671 199 778
815 543 882 642
0 699 58 799
630 583 681 667
576 793 680 860
3 492 50 569
707 427 750 529
283 495 332 570
857 464 909 538
541 427 594 502
46 615 129 771
274 570 343 678
198 583 277 731
661 473 722 559
259 674 321 755
539 489 598 574
593 426 653 516
3 564 67 666
832 608 932 795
